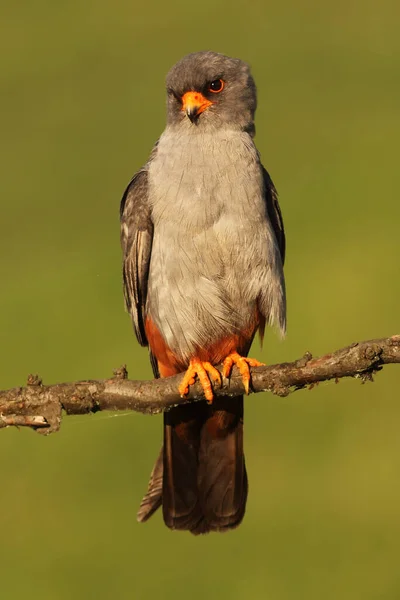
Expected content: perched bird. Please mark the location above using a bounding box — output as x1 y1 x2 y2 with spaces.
120 51 286 534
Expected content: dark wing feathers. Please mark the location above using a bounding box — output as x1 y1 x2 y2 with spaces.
120 169 153 346
262 166 285 265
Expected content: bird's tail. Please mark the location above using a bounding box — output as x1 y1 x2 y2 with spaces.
137 396 247 534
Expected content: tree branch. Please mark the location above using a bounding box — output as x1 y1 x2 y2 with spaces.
1 336 399 435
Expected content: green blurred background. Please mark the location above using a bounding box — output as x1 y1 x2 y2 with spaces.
1 0 399 598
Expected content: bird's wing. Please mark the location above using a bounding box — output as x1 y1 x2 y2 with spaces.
262 166 285 265
255 165 287 339
120 168 153 347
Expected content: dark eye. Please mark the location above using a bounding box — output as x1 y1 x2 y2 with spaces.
208 79 224 93
167 87 181 102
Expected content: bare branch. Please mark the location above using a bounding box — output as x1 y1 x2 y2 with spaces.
0 336 399 435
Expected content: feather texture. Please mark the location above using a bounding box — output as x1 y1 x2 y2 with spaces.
120 51 287 534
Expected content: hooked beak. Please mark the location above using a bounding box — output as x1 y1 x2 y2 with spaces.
181 91 213 123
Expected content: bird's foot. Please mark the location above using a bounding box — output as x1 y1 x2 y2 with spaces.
178 358 222 404
222 352 265 394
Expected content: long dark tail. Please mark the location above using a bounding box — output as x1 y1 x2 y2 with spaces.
196 396 248 533
137 396 248 534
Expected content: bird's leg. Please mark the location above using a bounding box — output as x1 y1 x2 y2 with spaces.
178 357 222 403
222 351 265 395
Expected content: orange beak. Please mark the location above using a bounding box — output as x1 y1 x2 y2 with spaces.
181 91 213 122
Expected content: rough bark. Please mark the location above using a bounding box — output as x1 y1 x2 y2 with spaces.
0 336 399 435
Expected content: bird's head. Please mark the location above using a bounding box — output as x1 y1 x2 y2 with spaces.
165 51 257 135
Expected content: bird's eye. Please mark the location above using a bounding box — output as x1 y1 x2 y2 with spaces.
167 87 180 102
208 79 224 93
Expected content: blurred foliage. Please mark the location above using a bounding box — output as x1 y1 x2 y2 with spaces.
1 0 400 598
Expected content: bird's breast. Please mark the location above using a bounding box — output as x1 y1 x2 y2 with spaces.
148 129 265 232
145 128 274 359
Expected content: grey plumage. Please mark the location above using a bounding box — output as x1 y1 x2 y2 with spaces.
120 51 286 534
120 168 153 346
147 127 285 362
166 52 257 135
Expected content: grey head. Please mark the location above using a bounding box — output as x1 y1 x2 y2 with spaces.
165 51 257 135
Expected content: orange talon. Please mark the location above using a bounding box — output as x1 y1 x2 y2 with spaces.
222 351 265 395
178 358 222 403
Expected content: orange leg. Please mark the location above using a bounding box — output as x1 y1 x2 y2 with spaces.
178 358 222 403
222 351 265 395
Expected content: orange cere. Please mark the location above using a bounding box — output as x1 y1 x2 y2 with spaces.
181 91 213 115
